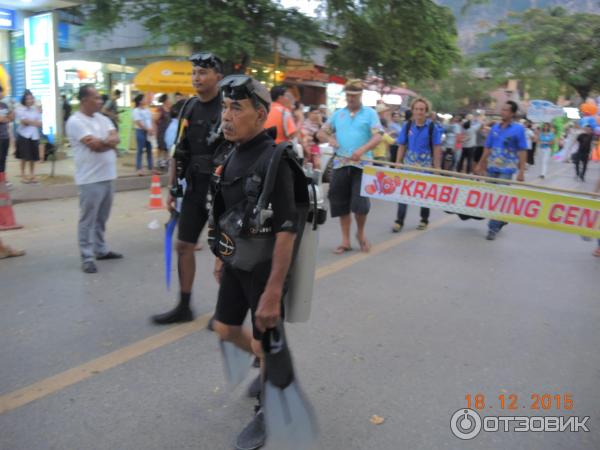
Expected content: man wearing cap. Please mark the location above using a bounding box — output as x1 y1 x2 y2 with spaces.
317 79 382 253
210 75 302 450
151 52 225 324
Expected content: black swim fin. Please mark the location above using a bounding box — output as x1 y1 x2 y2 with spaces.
262 324 319 449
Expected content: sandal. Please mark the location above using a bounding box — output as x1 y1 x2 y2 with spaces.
593 248 600 257
333 245 352 255
0 246 25 259
356 234 371 253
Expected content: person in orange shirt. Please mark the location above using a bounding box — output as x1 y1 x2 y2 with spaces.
264 85 298 144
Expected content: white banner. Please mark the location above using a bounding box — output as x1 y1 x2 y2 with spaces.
360 165 600 238
527 100 565 124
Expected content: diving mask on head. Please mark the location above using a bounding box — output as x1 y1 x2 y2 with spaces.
219 75 271 112
189 52 224 73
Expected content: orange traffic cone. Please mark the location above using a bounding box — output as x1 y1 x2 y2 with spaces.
148 174 164 209
0 172 22 230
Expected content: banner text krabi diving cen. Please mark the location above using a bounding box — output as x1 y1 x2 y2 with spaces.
360 165 600 238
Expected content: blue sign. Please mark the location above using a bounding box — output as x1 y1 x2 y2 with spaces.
58 22 81 51
0 9 15 30
58 22 69 49
9 31 26 99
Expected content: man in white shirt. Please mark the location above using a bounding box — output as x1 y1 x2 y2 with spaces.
66 85 122 273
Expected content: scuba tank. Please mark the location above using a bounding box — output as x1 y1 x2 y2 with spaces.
285 164 327 323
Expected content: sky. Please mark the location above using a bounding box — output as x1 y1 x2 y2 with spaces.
279 0 321 17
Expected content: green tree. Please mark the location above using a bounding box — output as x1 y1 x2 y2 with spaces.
480 7 600 100
324 0 461 86
459 0 490 15
411 65 495 113
80 0 323 73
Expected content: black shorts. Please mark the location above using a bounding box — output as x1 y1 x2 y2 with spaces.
177 175 210 244
328 166 370 217
214 262 284 340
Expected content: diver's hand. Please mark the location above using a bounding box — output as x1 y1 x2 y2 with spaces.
255 288 282 332
167 193 176 213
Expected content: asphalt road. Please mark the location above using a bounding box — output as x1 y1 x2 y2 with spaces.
1 160 599 450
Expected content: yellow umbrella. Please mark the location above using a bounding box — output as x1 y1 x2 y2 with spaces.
0 64 11 96
133 60 194 94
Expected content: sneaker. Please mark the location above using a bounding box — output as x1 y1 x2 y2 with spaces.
392 222 403 233
82 261 98 273
235 407 266 450
417 221 428 230
247 374 262 398
96 251 123 260
486 230 497 241
151 304 194 325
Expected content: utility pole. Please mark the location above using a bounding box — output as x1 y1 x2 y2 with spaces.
273 37 279 84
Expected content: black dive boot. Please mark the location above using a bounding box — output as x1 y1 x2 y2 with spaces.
151 293 194 325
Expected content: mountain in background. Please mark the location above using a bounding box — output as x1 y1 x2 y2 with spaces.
437 0 600 53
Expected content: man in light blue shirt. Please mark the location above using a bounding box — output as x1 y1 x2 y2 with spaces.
318 79 382 254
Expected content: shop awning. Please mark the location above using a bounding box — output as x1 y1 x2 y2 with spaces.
364 76 418 97
285 68 330 84
385 86 418 97
133 60 195 94
328 75 347 85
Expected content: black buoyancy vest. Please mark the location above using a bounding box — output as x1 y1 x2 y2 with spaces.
172 97 228 190
208 142 310 272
